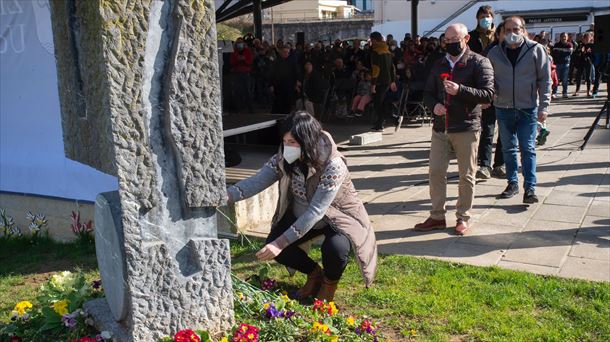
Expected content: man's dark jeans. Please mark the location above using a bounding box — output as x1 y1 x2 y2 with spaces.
373 83 391 129
478 106 504 169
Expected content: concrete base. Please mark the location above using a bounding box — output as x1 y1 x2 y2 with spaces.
218 182 278 236
350 132 382 145
83 298 129 341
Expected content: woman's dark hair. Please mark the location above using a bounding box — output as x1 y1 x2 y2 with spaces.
476 5 494 19
279 111 323 174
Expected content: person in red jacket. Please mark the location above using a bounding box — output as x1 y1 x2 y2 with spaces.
230 37 254 113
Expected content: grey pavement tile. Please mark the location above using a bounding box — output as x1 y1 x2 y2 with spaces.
544 190 592 207
478 203 539 228
456 222 521 249
558 257 610 282
377 233 457 257
568 237 610 261
496 260 560 277
587 200 610 217
502 233 573 268
370 214 424 233
439 243 504 267
523 219 578 235
532 204 587 224
579 215 610 235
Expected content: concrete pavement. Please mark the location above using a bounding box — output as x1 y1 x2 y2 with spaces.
327 84 609 282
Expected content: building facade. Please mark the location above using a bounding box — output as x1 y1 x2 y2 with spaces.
372 0 610 39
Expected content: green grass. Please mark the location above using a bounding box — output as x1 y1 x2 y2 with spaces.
0 236 98 324
2 237 609 341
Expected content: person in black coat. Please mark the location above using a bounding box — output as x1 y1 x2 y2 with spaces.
300 61 329 118
270 46 301 114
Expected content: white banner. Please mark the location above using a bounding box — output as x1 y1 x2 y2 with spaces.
0 0 117 201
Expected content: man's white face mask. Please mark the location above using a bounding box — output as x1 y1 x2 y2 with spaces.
283 145 301 164
506 32 524 45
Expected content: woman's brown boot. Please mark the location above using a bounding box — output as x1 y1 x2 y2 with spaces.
294 264 323 300
316 277 339 302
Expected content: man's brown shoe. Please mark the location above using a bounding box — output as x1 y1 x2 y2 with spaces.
414 218 447 231
455 219 469 235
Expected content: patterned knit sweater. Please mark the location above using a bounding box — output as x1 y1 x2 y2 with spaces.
227 150 348 249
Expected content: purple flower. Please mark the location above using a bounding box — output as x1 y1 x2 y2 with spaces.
261 278 276 291
61 312 78 329
92 279 102 290
281 310 295 319
265 304 281 319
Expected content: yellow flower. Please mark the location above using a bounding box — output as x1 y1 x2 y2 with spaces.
410 328 417 336
329 336 338 342
346 316 355 326
14 301 33 316
311 321 330 334
280 294 290 302
53 299 69 316
328 302 338 315
262 303 270 310
219 337 228 342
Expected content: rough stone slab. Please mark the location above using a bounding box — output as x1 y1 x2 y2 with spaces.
350 132 382 145
558 257 610 282
128 239 234 341
496 261 559 277
48 0 118 175
167 1 226 207
544 190 592 207
532 204 587 224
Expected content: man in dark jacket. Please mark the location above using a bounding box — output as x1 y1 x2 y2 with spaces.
270 46 301 114
369 31 397 131
415 23 494 235
552 32 573 98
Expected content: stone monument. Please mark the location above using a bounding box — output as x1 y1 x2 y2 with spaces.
48 0 233 340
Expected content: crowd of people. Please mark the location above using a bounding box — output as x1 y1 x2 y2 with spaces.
225 6 608 302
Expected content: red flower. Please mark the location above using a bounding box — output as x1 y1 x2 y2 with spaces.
9 336 22 342
72 338 96 342
174 329 201 342
440 73 451 80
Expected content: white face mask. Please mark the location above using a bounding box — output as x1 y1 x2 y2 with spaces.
283 145 301 164
506 32 524 45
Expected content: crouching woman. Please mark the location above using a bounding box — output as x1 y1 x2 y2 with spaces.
227 111 377 302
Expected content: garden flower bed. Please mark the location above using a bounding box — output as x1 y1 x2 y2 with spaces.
2 267 384 342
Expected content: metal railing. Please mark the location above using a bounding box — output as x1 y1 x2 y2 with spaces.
263 13 374 24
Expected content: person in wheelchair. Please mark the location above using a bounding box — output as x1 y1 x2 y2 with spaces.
330 58 355 118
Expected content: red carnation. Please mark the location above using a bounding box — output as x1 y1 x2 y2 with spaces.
440 73 451 81
174 329 201 342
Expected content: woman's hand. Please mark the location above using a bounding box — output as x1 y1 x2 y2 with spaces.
256 242 282 261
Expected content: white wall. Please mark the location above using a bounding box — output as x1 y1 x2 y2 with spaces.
0 0 117 201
